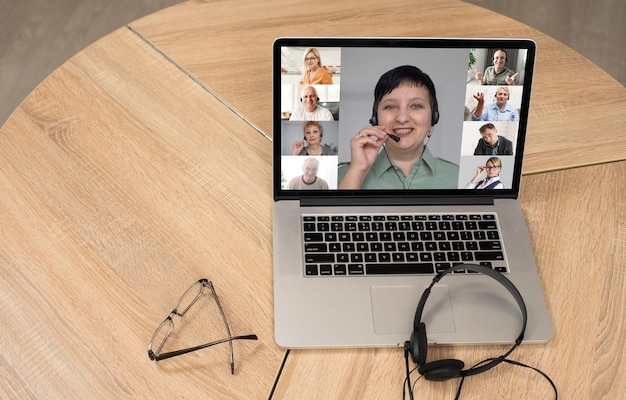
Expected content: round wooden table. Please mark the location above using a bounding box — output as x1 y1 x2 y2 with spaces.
1 1 624 398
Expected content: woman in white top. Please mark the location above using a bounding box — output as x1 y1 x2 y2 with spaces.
465 157 504 189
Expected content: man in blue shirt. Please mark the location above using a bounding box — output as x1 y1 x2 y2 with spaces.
471 86 518 122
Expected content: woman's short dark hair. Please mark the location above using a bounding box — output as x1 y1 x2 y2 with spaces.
371 65 439 125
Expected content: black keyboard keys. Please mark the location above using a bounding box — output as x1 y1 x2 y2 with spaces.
302 213 507 276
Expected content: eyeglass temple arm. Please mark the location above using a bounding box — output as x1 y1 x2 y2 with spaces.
149 334 258 361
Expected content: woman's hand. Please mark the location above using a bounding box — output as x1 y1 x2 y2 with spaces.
471 165 486 184
292 141 305 155
338 126 388 189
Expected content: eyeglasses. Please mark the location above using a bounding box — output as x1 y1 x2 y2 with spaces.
305 56 318 62
485 166 500 170
147 279 258 374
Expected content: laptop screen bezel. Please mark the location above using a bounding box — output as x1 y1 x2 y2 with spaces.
273 37 536 202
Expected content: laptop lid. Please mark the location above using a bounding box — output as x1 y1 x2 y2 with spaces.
273 37 536 203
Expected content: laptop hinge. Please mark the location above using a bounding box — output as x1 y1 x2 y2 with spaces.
300 196 495 207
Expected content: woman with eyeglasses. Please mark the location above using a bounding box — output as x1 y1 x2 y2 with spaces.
299 48 334 84
465 157 504 189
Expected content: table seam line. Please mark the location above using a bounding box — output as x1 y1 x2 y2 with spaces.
126 25 272 142
522 158 626 176
267 349 290 399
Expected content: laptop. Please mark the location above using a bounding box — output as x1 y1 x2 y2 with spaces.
272 37 552 348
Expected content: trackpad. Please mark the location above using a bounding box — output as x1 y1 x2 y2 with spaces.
371 285 455 334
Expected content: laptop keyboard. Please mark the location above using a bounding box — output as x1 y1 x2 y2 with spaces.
302 213 508 277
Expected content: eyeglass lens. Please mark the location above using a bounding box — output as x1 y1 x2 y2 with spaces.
147 279 257 374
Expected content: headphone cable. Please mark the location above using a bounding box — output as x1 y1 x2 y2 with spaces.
403 343 415 400
453 357 558 400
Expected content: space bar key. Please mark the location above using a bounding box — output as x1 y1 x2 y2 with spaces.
366 263 434 275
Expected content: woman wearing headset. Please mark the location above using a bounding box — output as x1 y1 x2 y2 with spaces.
291 121 336 156
338 65 458 190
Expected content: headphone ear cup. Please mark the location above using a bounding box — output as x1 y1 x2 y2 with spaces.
432 109 440 126
418 359 465 381
409 322 427 365
369 114 378 126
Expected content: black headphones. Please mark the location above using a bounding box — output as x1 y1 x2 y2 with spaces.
405 263 527 382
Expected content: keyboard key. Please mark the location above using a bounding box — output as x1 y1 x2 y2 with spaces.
479 241 503 250
366 263 435 274
305 254 334 263
329 243 341 252
320 265 333 275
392 253 405 262
435 262 451 272
304 233 323 242
348 264 365 274
478 221 498 230
304 243 327 252
350 253 363 263
356 243 369 252
366 232 379 241
334 264 347 275
475 251 505 261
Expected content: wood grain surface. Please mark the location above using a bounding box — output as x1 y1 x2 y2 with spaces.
128 0 626 175
1 1 624 399
0 27 280 399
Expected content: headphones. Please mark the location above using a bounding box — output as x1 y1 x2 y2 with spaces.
405 263 527 382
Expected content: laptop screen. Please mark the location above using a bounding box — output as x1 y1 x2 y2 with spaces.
273 38 536 201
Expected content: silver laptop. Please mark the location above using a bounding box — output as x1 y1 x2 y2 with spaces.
273 38 552 348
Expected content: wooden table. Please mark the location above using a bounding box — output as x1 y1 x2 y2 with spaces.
1 1 624 399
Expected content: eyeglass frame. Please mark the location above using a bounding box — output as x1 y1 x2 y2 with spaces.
147 278 258 374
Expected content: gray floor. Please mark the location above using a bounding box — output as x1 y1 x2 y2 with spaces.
0 0 624 127
0 0 183 127
465 0 625 88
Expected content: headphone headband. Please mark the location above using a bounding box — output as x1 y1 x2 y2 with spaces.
410 263 527 380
